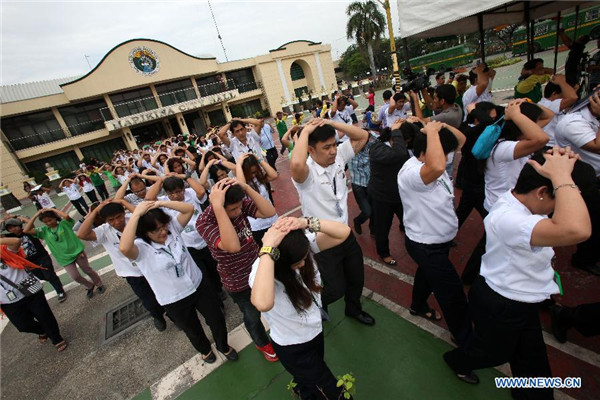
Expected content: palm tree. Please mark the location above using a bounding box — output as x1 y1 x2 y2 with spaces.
346 0 387 80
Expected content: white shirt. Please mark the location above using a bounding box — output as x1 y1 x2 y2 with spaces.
248 231 322 345
159 188 208 249
36 192 56 208
81 180 95 193
140 159 153 170
93 215 142 277
133 217 203 306
292 140 355 224
462 79 493 121
397 157 458 244
0 258 37 304
481 191 558 303
62 184 82 201
248 180 278 231
377 103 390 128
484 141 528 211
228 130 263 161
124 193 145 206
555 106 600 176
537 97 562 146
386 104 409 128
329 107 353 143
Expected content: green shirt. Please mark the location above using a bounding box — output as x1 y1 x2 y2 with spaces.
89 172 103 186
35 219 84 266
275 119 288 138
103 171 120 188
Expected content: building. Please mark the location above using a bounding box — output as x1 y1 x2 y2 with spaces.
0 38 337 198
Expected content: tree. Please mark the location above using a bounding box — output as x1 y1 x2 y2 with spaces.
494 24 521 51
346 1 387 80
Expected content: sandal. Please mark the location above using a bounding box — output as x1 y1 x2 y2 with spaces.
202 350 216 364
381 257 397 266
39 334 48 344
409 308 442 321
55 340 68 352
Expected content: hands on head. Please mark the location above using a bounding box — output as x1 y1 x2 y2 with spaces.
527 146 580 179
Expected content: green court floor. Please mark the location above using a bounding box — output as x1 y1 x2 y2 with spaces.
148 299 511 400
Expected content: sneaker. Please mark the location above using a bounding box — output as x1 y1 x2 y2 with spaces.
153 317 167 332
256 343 278 362
96 286 106 294
57 292 67 303
86 286 95 299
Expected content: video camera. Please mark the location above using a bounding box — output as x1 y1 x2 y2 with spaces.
401 66 437 93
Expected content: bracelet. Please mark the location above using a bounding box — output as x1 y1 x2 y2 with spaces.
185 171 193 179
553 183 579 195
303 216 321 233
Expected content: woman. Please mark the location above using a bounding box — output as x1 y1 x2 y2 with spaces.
102 164 121 192
363 105 378 130
0 237 67 352
166 157 196 176
363 87 375 107
59 178 89 216
250 216 352 400
444 148 592 395
87 166 109 200
113 166 129 185
199 158 236 190
23 208 104 298
119 201 237 363
77 174 99 203
236 153 279 246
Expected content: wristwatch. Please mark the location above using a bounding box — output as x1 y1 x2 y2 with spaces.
258 246 280 261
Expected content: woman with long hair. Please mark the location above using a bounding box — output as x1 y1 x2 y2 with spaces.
250 216 353 400
236 153 278 246
76 173 99 203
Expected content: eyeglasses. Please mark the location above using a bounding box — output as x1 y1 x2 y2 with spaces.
149 224 168 235
132 188 146 195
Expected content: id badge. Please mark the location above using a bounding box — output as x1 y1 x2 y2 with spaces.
6 290 16 301
335 201 344 218
174 263 183 278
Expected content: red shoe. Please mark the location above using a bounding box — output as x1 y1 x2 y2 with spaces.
256 343 278 362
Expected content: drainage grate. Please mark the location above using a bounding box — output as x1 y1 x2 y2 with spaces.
105 297 150 340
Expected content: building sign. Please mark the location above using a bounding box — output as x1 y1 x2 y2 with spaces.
129 47 160 76
105 89 239 131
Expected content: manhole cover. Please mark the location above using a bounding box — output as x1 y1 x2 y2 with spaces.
105 297 150 340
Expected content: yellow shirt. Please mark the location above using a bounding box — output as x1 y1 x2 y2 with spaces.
516 74 551 94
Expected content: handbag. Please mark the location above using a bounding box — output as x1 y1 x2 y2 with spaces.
0 273 44 297
471 115 505 160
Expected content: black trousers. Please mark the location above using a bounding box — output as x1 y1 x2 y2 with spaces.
2 290 63 345
560 302 600 337
313 232 364 316
84 190 99 203
272 333 348 400
252 228 268 247
445 277 553 400
572 188 600 267
406 237 471 346
70 197 89 216
125 276 165 321
371 198 403 259
30 255 64 295
265 147 279 171
164 278 228 354
456 182 486 228
228 288 270 347
94 183 109 200
351 184 373 230
187 246 223 294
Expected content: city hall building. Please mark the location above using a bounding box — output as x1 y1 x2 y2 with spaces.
0 38 337 198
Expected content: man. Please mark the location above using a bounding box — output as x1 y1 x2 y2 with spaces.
329 94 359 142
375 90 393 129
387 92 410 128
114 174 152 206
196 178 279 361
435 72 445 88
290 118 375 326
77 199 171 331
538 74 578 146
554 91 600 276
559 29 590 87
462 63 496 121
2 216 66 302
274 111 288 155
514 58 553 103
343 88 359 123
217 118 263 161
348 130 377 235
452 74 468 116
259 120 279 171
410 84 462 129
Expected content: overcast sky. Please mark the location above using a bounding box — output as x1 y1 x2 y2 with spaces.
1 0 401 85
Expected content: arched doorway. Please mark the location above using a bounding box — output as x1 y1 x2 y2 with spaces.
289 59 316 101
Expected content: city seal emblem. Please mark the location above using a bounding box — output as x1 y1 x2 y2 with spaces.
129 46 160 76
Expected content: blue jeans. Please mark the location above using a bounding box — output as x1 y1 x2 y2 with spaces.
228 288 269 347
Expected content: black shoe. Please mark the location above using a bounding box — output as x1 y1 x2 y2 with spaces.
86 286 95 299
57 292 67 303
351 311 375 326
443 352 479 384
353 219 362 235
550 305 568 344
221 346 239 361
219 290 228 302
202 350 217 364
153 317 167 332
96 285 105 294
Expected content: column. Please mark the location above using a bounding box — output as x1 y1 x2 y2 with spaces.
121 127 139 150
72 145 84 160
103 94 119 120
51 107 72 137
313 52 326 90
149 84 163 108
162 120 174 137
190 77 201 98
175 112 190 135
0 132 29 199
276 59 291 102
221 102 232 121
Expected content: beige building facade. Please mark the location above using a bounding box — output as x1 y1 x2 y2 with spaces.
0 38 337 199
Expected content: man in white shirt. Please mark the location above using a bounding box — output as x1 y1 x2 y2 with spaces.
537 74 578 146
376 90 393 129
329 94 359 142
114 174 150 206
462 63 496 121
77 199 169 331
386 92 410 128
554 92 600 275
290 118 375 326
217 118 264 161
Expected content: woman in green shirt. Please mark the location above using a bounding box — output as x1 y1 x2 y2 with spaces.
86 166 109 200
24 208 104 299
102 165 121 192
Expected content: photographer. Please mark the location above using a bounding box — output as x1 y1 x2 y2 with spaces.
462 63 496 121
559 29 590 87
409 85 462 129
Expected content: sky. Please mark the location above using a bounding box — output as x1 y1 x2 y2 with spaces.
0 0 401 86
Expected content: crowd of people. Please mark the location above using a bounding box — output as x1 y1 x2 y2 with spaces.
2 49 600 398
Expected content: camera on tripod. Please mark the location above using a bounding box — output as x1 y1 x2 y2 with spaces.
401 66 439 93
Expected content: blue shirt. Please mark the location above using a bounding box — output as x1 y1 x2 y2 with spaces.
348 133 377 187
260 125 276 150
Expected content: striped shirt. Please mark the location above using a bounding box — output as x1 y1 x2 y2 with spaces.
348 134 376 187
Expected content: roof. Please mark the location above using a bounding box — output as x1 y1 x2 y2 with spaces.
0 76 80 104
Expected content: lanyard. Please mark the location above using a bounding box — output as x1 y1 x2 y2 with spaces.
159 245 182 277
438 178 452 195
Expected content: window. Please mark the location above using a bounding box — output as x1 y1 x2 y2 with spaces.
81 138 126 162
195 75 228 96
2 110 65 150
290 62 306 81
207 109 227 125
534 24 549 36
294 86 308 99
109 87 158 118
25 151 79 173
227 68 257 93
230 99 263 118
154 79 197 106
586 9 599 22
58 99 107 136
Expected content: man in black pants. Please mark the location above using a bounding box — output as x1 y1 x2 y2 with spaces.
291 118 374 325
3 216 66 302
